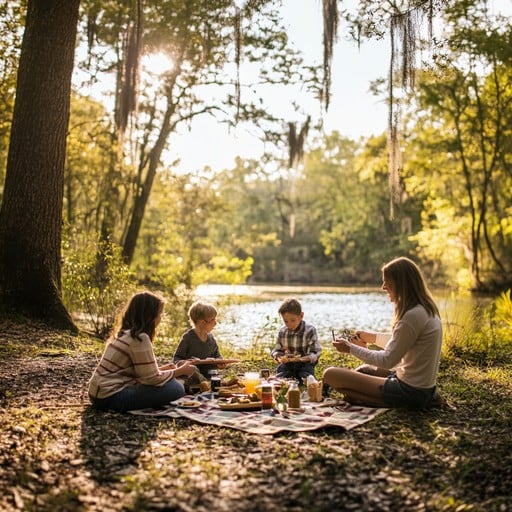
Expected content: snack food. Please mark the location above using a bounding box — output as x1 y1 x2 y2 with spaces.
281 352 302 363
176 399 201 408
217 394 262 410
218 386 246 397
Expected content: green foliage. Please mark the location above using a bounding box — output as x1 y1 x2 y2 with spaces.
62 239 137 338
0 1 24 188
404 0 512 290
194 254 254 285
443 297 512 365
135 171 255 291
494 289 512 327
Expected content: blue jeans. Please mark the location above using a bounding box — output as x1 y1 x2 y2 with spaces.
276 362 316 381
90 379 185 412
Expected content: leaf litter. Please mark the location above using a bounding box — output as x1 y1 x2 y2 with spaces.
0 320 511 511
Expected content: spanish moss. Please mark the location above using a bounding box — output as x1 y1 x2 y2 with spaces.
288 116 311 170
234 5 243 122
387 0 435 218
322 0 339 110
117 0 142 138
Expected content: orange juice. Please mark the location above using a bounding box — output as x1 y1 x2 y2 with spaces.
244 372 260 395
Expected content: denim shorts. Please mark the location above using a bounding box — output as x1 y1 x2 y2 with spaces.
382 373 435 409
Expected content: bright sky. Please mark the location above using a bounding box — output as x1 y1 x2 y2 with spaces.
168 0 390 173
75 1 511 175
167 0 512 174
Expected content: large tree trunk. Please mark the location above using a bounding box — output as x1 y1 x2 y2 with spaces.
0 0 80 331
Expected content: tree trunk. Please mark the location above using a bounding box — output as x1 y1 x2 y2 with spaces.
0 0 80 331
122 107 173 265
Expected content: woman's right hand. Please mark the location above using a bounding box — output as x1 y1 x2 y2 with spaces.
173 361 197 378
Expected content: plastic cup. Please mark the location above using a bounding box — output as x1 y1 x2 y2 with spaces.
244 372 260 395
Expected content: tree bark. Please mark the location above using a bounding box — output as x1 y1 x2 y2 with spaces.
0 0 80 331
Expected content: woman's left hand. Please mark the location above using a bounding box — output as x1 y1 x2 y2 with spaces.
332 338 350 353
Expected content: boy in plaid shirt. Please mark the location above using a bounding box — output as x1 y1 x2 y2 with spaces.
271 297 321 380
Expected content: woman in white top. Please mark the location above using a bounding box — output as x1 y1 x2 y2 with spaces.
323 257 442 409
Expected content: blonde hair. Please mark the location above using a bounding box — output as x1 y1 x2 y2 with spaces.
382 257 440 327
188 300 217 326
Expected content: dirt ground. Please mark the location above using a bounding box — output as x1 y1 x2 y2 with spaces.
0 320 511 512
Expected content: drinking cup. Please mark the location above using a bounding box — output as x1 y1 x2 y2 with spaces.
244 372 260 395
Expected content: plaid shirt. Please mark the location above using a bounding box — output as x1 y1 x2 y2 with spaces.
88 330 174 399
271 321 321 363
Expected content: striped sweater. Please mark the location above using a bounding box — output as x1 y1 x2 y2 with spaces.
88 330 174 399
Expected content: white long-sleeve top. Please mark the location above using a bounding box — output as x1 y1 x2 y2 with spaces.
348 304 442 389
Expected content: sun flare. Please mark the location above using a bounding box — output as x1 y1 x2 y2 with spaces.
142 52 174 75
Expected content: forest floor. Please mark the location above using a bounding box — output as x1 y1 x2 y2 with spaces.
0 319 511 512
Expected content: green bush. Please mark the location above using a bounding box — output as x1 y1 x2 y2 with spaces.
62 240 137 338
443 293 512 365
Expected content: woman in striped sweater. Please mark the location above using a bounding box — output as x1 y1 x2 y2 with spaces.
88 291 197 412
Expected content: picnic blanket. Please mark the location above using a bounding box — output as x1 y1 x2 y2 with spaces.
130 394 388 435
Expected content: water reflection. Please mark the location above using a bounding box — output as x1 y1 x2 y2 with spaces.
196 285 390 348
195 284 491 349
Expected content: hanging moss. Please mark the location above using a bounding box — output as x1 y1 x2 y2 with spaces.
386 1 434 218
234 5 242 122
322 1 436 218
117 0 142 137
288 116 311 170
322 0 339 110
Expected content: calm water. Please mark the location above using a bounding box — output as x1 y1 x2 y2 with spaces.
194 284 488 349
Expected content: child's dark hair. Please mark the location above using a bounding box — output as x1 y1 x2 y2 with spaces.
278 297 302 316
116 291 164 341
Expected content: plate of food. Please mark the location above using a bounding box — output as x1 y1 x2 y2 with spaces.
217 395 261 411
280 354 303 363
174 399 202 408
218 386 247 397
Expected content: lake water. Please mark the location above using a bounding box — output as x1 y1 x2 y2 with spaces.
194 284 487 349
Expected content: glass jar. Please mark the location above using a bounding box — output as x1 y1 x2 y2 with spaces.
260 381 273 410
287 382 301 409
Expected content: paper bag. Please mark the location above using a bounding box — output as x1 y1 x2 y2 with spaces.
306 376 323 402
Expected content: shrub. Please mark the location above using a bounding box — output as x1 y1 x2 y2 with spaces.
62 240 137 338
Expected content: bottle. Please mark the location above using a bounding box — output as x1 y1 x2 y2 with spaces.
261 381 273 410
287 382 301 409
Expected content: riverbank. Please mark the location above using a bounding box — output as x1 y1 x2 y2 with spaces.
0 320 511 511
